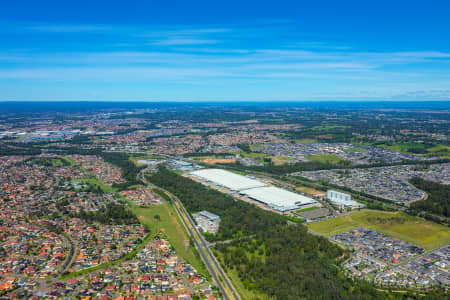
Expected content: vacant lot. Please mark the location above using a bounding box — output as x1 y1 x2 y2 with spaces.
295 186 326 197
426 144 450 159
293 138 318 143
307 210 450 250
131 203 207 275
343 147 368 153
297 208 330 220
204 158 236 164
306 154 346 164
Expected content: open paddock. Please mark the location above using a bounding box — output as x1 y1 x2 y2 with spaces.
307 209 450 250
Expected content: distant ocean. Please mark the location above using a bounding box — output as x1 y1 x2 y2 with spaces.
0 100 449 113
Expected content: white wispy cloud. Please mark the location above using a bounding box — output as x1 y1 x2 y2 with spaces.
152 38 219 46
2 22 450 101
394 51 450 58
292 41 351 50
0 66 230 80
27 24 111 33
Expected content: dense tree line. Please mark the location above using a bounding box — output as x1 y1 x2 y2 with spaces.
147 169 444 299
72 204 139 225
409 177 450 218
216 224 448 300
146 168 287 241
215 225 384 300
43 222 64 234
237 143 252 153
24 157 70 167
65 134 93 144
40 147 144 190
0 143 42 155
216 159 350 175
98 152 144 190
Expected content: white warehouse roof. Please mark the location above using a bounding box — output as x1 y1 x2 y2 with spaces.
190 168 266 191
242 186 317 212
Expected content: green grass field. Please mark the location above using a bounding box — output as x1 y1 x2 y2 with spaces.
383 142 426 153
307 210 450 250
306 154 346 164
272 156 297 166
343 147 368 153
425 144 450 158
427 144 450 152
241 151 269 159
75 177 116 194
130 203 208 276
312 124 349 130
293 138 318 143
360 142 450 158
62 156 76 165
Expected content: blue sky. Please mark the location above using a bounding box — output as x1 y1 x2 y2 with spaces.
1 0 450 101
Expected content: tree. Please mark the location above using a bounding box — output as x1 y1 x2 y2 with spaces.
154 214 161 232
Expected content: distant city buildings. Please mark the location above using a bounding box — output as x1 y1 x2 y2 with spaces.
193 210 221 234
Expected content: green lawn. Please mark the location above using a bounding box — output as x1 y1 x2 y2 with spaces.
241 151 269 159
62 156 76 165
307 210 450 250
382 142 426 153
306 154 346 164
250 144 264 150
425 144 450 158
427 144 450 153
343 147 369 153
362 142 450 158
130 203 208 276
293 138 318 143
312 124 349 130
353 141 450 158
74 177 116 194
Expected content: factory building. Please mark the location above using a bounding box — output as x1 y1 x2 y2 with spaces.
190 168 320 212
190 168 266 191
241 186 319 212
193 210 221 234
327 190 364 209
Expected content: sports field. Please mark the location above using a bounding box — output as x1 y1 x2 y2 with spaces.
307 210 450 250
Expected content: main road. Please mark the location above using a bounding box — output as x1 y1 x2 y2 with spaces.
138 169 240 300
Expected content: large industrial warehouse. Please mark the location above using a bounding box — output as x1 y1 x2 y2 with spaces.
190 168 266 191
241 186 318 212
190 168 319 212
